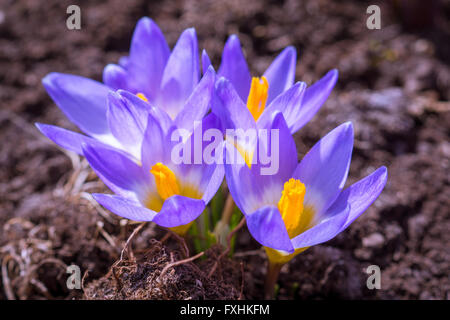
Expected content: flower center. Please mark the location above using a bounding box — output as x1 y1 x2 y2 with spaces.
150 162 180 200
278 178 313 238
136 92 148 102
246 76 269 121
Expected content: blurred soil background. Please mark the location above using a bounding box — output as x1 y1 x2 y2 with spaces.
0 0 449 299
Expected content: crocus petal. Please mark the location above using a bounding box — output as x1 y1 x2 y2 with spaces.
301 69 338 122
246 206 295 253
217 35 251 102
141 114 169 172
199 162 224 204
291 203 350 249
256 112 298 189
42 73 111 142
213 77 256 135
214 77 257 174
107 92 148 158
102 64 128 91
174 66 215 133
160 28 199 118
263 46 297 103
93 193 157 222
129 17 170 94
224 143 259 215
293 122 354 217
326 166 388 232
174 114 225 204
202 49 213 74
152 195 205 228
257 82 307 134
118 90 173 135
224 141 278 215
224 112 296 215
108 17 170 101
118 56 129 68
35 123 113 156
82 144 150 201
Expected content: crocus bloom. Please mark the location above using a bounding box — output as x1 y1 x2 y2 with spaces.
77 97 224 236
204 35 338 135
39 17 215 158
224 112 387 265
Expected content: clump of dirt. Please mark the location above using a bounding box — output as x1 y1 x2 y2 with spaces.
84 241 242 300
0 193 121 300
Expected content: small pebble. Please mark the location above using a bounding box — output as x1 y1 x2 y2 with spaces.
362 233 385 249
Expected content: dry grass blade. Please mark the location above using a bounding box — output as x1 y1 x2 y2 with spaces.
120 222 147 261
2 255 17 300
159 251 205 279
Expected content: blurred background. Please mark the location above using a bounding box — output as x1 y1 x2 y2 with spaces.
0 0 448 299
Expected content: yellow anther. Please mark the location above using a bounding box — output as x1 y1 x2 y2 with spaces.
246 76 269 121
136 92 148 102
264 178 314 265
234 141 254 168
278 178 310 238
150 163 180 200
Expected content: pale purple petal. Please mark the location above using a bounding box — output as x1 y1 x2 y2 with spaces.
42 73 111 141
82 144 150 200
224 141 274 215
174 66 215 132
118 56 129 68
291 203 350 249
109 17 170 101
202 49 213 74
35 123 113 156
255 112 298 191
174 114 225 204
246 205 295 253
293 122 354 217
257 82 307 134
102 64 128 91
107 92 148 158
302 69 338 122
224 112 296 215
326 166 388 232
263 46 297 103
141 114 168 172
152 195 205 228
217 35 251 102
213 77 256 135
160 28 199 118
93 193 157 222
118 90 173 135
199 162 224 204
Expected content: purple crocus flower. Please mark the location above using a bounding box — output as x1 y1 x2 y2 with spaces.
204 35 338 134
65 96 223 236
224 111 387 265
38 17 215 159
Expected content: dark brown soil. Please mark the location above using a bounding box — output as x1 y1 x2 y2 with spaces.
0 0 449 300
84 241 242 300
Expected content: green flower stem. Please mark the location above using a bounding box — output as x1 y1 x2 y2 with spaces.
213 193 235 246
220 193 235 226
264 261 283 299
